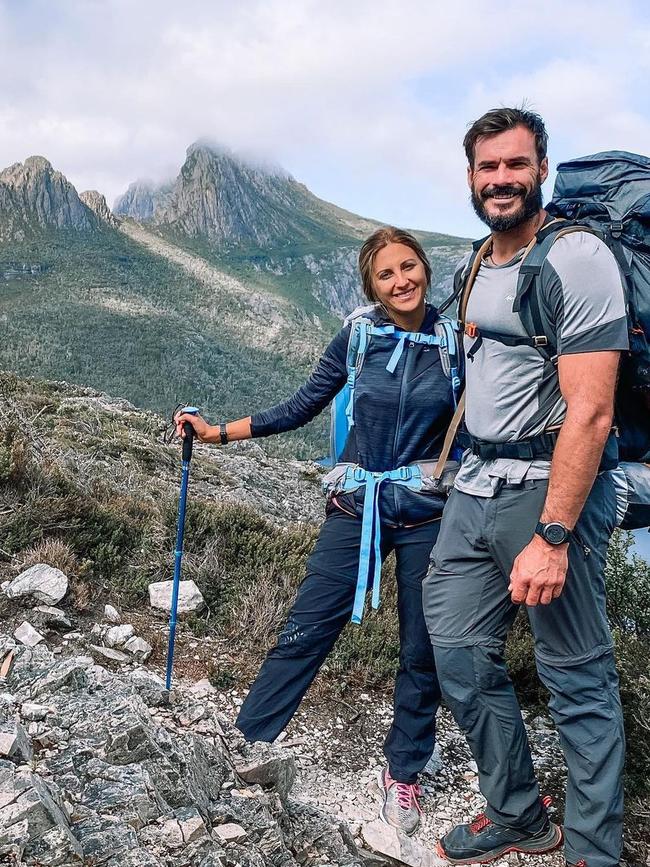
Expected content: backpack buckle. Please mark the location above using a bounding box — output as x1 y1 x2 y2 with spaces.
533 336 548 347
609 221 624 239
465 322 479 338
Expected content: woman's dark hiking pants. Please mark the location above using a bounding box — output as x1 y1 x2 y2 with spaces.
423 473 625 867
236 509 441 783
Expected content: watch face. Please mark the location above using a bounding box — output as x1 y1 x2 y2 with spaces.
545 523 568 545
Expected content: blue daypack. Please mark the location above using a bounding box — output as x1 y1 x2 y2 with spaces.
329 305 463 466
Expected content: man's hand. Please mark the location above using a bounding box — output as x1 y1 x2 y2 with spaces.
509 534 569 606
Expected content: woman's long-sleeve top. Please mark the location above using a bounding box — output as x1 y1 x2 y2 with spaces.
251 304 455 526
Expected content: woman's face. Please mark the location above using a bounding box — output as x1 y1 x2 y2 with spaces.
371 242 427 323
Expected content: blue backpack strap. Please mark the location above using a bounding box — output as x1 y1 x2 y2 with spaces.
337 465 423 624
344 318 371 429
434 315 463 406
366 324 443 373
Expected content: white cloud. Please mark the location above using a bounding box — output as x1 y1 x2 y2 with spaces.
0 0 647 234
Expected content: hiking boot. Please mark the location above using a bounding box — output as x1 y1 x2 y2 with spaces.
435 810 562 864
377 767 422 836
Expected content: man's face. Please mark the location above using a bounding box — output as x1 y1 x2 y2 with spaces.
468 125 549 232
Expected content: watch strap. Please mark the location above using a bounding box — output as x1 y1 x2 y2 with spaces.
219 422 228 445
535 521 571 545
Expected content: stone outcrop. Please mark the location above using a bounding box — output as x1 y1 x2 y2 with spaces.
79 189 118 227
0 634 365 866
0 156 99 240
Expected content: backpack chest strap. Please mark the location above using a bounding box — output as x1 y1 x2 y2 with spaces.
464 323 550 362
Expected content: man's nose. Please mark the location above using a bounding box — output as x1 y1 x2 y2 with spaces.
494 162 515 185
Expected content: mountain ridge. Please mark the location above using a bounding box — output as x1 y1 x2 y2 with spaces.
0 146 469 456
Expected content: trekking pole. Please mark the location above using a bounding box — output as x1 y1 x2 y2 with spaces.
165 406 199 690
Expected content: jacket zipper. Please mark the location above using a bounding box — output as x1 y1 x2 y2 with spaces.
391 341 414 525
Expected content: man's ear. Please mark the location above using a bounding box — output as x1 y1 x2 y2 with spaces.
540 156 549 185
467 164 473 189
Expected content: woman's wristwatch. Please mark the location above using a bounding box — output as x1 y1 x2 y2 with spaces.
219 423 228 445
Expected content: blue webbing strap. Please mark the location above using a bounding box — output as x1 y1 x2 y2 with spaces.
367 325 444 375
438 319 462 405
339 465 423 624
345 321 369 429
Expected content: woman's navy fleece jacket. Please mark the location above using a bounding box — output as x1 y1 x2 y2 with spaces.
251 304 455 526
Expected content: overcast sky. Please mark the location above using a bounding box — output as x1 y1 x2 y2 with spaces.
0 0 648 237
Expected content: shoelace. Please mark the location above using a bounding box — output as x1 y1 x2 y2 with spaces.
469 794 554 835
469 813 492 834
395 781 423 814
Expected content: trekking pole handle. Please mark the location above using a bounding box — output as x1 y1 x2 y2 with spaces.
181 406 199 463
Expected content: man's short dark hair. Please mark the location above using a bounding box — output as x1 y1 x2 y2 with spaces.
463 107 548 168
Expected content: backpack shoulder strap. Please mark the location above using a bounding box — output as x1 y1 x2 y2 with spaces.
434 315 463 406
459 235 493 323
513 222 602 360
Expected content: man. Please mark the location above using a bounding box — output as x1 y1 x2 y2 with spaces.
424 107 626 867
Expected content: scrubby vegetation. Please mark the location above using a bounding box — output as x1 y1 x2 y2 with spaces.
0 229 331 458
1 370 648 858
0 371 398 686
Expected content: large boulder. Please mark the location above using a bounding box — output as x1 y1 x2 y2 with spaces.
5 564 68 606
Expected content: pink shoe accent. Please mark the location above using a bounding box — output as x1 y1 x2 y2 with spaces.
383 769 423 815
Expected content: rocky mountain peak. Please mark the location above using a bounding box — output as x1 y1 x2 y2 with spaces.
23 155 53 172
79 190 118 226
0 155 98 240
115 140 348 248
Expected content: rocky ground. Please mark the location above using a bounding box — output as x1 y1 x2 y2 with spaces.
0 563 573 867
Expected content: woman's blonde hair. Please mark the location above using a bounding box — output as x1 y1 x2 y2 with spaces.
358 226 432 303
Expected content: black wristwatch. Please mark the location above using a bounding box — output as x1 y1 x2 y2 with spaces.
535 521 571 545
219 422 228 445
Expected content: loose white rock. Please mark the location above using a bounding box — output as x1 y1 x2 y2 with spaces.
89 644 129 664
148 579 205 614
5 564 68 605
105 624 135 648
33 605 72 629
20 702 50 721
14 621 45 647
0 722 33 762
123 636 152 662
361 819 447 867
213 822 247 843
104 604 121 624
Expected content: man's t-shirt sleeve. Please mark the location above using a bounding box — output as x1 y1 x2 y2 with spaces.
541 231 629 355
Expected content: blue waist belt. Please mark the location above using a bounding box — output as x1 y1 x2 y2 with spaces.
337 465 424 624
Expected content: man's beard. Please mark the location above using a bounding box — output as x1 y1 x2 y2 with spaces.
471 177 543 232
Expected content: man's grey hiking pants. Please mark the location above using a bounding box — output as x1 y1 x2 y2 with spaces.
423 472 625 867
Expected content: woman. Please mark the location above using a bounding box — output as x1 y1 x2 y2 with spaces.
175 227 458 835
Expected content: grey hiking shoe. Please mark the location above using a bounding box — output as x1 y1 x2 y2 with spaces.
435 808 562 865
378 767 422 836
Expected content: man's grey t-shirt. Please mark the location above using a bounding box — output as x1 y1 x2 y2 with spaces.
454 230 629 497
